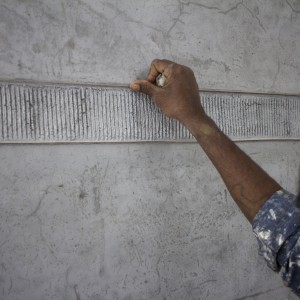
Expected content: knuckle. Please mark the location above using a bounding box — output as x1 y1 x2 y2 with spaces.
173 64 184 73
144 83 153 96
144 83 150 94
174 65 194 77
185 66 193 73
151 58 160 65
162 59 175 65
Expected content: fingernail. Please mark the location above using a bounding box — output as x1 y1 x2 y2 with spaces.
130 82 140 91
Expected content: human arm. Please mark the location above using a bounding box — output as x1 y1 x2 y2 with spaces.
130 59 300 295
130 59 281 222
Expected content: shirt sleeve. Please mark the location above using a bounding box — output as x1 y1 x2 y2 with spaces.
252 189 300 296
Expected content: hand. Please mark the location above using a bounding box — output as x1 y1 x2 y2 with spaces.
130 59 208 126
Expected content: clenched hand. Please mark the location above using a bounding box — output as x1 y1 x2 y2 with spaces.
130 59 208 128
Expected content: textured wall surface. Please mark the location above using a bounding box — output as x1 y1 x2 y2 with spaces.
0 143 299 300
1 82 299 143
1 0 300 94
0 0 300 300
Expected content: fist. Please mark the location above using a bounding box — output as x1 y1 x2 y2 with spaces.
130 59 206 126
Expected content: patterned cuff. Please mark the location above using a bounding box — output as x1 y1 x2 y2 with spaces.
252 190 300 271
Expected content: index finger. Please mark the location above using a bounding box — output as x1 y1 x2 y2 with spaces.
147 59 175 83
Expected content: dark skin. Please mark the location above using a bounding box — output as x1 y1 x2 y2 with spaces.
130 59 282 223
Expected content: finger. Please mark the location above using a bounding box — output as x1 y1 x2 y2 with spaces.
130 80 160 98
147 59 175 82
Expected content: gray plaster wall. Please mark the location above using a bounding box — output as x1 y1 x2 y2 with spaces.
0 142 299 300
1 0 300 94
0 0 300 300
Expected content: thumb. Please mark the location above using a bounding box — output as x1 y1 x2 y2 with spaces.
130 80 159 98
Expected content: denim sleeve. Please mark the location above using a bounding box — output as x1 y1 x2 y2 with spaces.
252 190 300 296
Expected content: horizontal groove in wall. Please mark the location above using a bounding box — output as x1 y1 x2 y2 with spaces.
0 82 299 143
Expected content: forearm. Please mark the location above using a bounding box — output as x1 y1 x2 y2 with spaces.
184 115 281 222
131 58 300 296
130 59 281 222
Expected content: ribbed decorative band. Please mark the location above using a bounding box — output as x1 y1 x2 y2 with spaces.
0 82 299 143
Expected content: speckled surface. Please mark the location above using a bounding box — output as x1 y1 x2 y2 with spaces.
0 143 300 300
1 83 299 143
1 0 300 94
0 0 300 299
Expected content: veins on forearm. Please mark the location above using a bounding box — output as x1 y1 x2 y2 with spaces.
229 183 278 222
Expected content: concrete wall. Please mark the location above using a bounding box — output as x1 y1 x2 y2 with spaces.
0 0 300 299
1 0 300 93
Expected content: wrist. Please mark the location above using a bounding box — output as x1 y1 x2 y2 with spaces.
182 114 217 139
